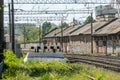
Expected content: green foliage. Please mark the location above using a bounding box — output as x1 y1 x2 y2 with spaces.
2 50 120 80
60 22 69 28
4 50 18 66
84 15 95 25
3 50 20 79
0 4 6 11
42 21 52 35
18 26 40 42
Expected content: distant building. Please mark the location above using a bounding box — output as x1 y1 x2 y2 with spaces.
95 5 117 22
43 5 120 54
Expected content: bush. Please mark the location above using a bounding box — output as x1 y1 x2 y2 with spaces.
2 50 120 80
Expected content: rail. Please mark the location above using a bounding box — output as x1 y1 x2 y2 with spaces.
65 54 120 72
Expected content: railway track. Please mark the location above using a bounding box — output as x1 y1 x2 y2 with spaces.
65 54 120 72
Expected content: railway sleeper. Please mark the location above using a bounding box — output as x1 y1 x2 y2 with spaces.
68 57 120 67
68 59 120 72
66 56 120 65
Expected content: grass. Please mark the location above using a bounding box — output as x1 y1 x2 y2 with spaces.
2 49 120 80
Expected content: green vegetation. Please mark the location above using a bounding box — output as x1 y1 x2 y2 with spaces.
0 4 6 11
18 22 69 43
60 22 69 28
42 21 52 35
2 50 120 80
84 15 95 25
18 25 40 42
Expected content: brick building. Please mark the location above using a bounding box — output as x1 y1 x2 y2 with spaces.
44 5 120 54
93 18 120 54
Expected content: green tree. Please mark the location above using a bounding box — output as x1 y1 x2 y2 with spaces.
84 16 95 25
61 22 69 28
42 21 52 35
19 25 41 42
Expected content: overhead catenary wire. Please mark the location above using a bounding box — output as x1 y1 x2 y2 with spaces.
4 0 113 4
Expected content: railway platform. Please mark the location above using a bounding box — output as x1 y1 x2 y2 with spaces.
24 52 68 62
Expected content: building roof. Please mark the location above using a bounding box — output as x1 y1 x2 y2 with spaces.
84 22 107 34
56 25 81 37
44 26 69 38
70 21 107 36
94 19 120 35
44 28 61 38
44 19 120 38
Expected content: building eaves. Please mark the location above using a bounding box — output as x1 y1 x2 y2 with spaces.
70 21 107 36
44 26 70 38
93 19 120 35
83 22 107 34
44 28 61 38
56 25 81 37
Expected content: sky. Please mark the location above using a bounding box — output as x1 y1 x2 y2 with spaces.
4 0 112 26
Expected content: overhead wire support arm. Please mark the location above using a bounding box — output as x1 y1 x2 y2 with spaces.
4 16 67 22
4 9 93 15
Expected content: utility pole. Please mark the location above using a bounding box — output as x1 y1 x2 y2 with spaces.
11 0 15 53
41 22 45 52
116 0 120 18
61 14 64 52
0 0 4 54
39 24 41 46
41 23 43 44
60 14 68 52
8 3 12 42
23 25 26 48
91 12 93 53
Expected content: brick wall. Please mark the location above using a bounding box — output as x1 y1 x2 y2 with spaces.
67 35 91 53
44 33 120 54
94 34 120 54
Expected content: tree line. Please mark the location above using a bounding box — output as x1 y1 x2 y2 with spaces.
18 22 69 43
18 15 94 43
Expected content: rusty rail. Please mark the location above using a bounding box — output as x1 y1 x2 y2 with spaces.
65 54 120 72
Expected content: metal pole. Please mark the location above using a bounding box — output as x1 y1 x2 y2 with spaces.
117 1 120 18
23 25 26 48
8 3 12 42
11 0 15 53
41 23 44 52
61 15 63 52
41 23 43 43
0 0 4 54
39 25 41 46
91 12 93 53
